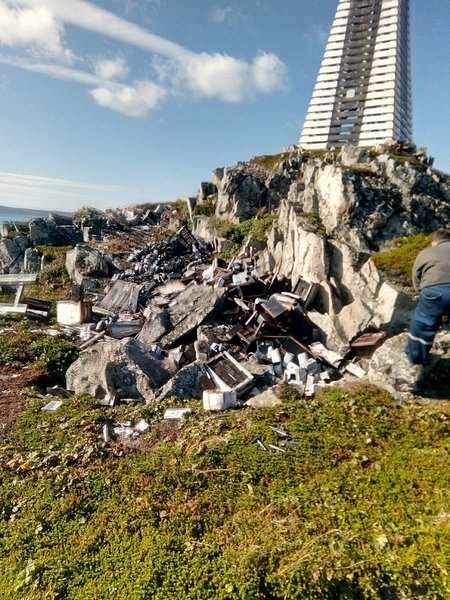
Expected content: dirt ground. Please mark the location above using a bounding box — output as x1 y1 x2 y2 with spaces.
0 366 44 446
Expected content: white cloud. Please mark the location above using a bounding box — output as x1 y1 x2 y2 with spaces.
94 57 129 80
0 0 73 61
211 7 233 24
0 54 104 85
5 0 288 110
0 171 122 211
90 80 166 117
0 54 165 117
172 51 287 102
0 171 121 191
12 0 190 59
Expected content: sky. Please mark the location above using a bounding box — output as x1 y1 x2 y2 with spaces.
0 0 449 212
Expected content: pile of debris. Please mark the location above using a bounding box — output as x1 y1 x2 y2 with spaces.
59 226 384 411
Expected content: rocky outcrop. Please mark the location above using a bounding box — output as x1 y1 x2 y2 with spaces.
191 144 449 356
66 244 111 285
0 235 30 274
66 338 178 403
158 284 227 349
29 217 82 246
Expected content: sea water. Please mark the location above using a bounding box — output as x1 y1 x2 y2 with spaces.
0 206 70 224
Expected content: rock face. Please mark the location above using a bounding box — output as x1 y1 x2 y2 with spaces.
158 284 227 349
29 218 82 246
0 236 30 273
66 244 110 285
192 144 450 355
367 332 423 395
66 338 178 403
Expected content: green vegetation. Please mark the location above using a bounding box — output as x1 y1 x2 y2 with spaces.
342 164 379 177
209 213 276 257
250 153 290 171
389 154 427 170
372 234 432 289
72 206 105 222
26 245 73 303
193 200 216 217
0 384 449 599
0 316 79 381
3 222 29 237
299 212 327 238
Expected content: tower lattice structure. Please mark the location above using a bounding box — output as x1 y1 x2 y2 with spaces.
300 0 412 149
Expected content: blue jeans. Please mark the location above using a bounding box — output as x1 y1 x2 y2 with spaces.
405 284 450 365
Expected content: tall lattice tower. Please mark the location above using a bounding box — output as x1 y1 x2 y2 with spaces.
299 0 412 149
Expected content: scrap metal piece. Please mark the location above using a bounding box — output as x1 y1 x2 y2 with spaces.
268 444 286 453
41 400 62 411
350 331 387 348
205 351 254 397
96 280 141 314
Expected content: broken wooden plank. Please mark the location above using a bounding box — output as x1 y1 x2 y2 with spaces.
0 304 28 315
0 273 38 285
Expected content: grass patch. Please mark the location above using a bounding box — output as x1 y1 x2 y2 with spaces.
389 154 427 170
249 153 290 171
25 245 73 303
0 384 449 598
342 164 379 177
193 201 216 217
209 214 276 245
299 212 327 238
372 234 431 288
0 316 79 381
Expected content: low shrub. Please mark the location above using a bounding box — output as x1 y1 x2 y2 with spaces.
0 318 79 381
372 234 431 288
0 384 449 598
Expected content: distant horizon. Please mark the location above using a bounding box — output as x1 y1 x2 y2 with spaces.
0 203 73 215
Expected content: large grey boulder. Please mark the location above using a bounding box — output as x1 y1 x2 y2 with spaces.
158 284 227 349
213 168 265 222
29 218 82 246
66 244 110 285
367 333 422 395
138 308 171 346
66 338 178 404
155 362 205 402
0 236 30 274
23 247 41 273
371 282 415 333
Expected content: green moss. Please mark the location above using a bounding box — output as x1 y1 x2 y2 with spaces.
72 206 105 222
389 154 427 170
209 214 276 246
0 383 449 598
0 317 79 381
249 153 290 171
299 212 327 238
35 245 72 260
342 164 379 177
193 202 216 217
372 234 431 288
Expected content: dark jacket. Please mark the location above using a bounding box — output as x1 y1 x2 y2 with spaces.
412 239 450 291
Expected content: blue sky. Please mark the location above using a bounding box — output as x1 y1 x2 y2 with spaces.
0 0 449 212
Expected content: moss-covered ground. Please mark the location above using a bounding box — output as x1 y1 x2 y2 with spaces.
372 234 432 290
1 384 449 599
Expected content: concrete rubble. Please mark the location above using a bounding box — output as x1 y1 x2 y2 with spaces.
1 143 449 438
58 223 384 413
